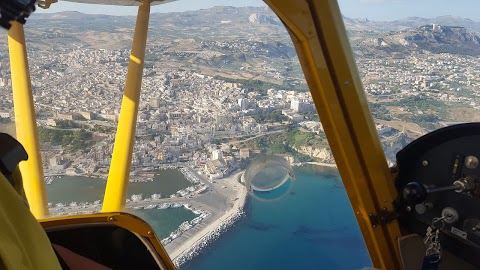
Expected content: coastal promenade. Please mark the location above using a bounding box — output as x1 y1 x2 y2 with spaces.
169 171 247 263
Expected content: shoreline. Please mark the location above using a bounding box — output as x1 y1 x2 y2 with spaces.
47 163 337 266
44 162 337 180
304 161 337 168
170 171 248 267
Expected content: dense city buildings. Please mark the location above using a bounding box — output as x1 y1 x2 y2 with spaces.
0 7 477 179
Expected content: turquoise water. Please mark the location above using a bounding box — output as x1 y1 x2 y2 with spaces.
46 169 191 204
129 208 198 239
181 165 372 270
46 165 372 269
46 168 198 240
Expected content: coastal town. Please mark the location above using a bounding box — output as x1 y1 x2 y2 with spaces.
0 46 411 179
1 5 480 268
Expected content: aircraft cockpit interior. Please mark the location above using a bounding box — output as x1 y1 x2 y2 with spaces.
395 123 480 269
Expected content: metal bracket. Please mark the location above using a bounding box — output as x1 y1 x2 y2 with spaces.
369 207 398 228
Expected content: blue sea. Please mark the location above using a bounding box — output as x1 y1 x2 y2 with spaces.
46 165 372 269
181 165 372 270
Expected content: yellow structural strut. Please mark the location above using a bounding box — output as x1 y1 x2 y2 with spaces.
8 22 49 219
103 2 150 212
266 0 402 269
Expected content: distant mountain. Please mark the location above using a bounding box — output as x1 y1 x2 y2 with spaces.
28 7 280 29
357 24 480 56
30 11 132 21
24 7 480 57
29 8 480 35
148 6 282 28
344 15 480 34
248 13 281 26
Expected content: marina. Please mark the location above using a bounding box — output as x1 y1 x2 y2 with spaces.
46 167 247 267
43 161 366 270
45 166 243 265
45 167 198 204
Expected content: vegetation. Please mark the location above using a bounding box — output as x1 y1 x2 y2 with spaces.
38 127 94 152
267 142 312 162
385 96 448 117
303 111 320 121
268 142 290 154
90 125 115 134
239 127 328 162
55 119 79 129
214 76 307 95
368 103 393 121
284 128 327 149
398 114 441 131
252 112 288 123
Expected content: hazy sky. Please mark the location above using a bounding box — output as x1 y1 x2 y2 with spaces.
338 0 480 21
36 0 480 21
37 0 267 16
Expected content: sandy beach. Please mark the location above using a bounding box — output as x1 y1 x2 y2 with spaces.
169 171 247 265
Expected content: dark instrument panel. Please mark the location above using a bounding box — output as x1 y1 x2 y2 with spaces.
396 123 480 267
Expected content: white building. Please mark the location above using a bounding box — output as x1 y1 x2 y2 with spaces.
290 98 304 112
291 98 314 113
211 149 222 160
238 98 248 110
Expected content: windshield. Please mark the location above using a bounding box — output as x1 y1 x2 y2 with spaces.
0 1 376 270
338 0 480 166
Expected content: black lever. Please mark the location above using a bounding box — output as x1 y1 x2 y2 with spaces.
403 181 460 205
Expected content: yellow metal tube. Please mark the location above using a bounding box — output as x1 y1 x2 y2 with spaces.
103 2 150 212
8 22 49 218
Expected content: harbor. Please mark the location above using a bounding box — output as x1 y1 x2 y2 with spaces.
180 165 371 270
45 166 247 266
46 167 196 204
170 173 247 267
43 162 369 270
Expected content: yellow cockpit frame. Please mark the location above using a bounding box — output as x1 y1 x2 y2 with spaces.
41 212 176 269
7 0 403 269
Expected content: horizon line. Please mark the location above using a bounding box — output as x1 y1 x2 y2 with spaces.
33 8 479 23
